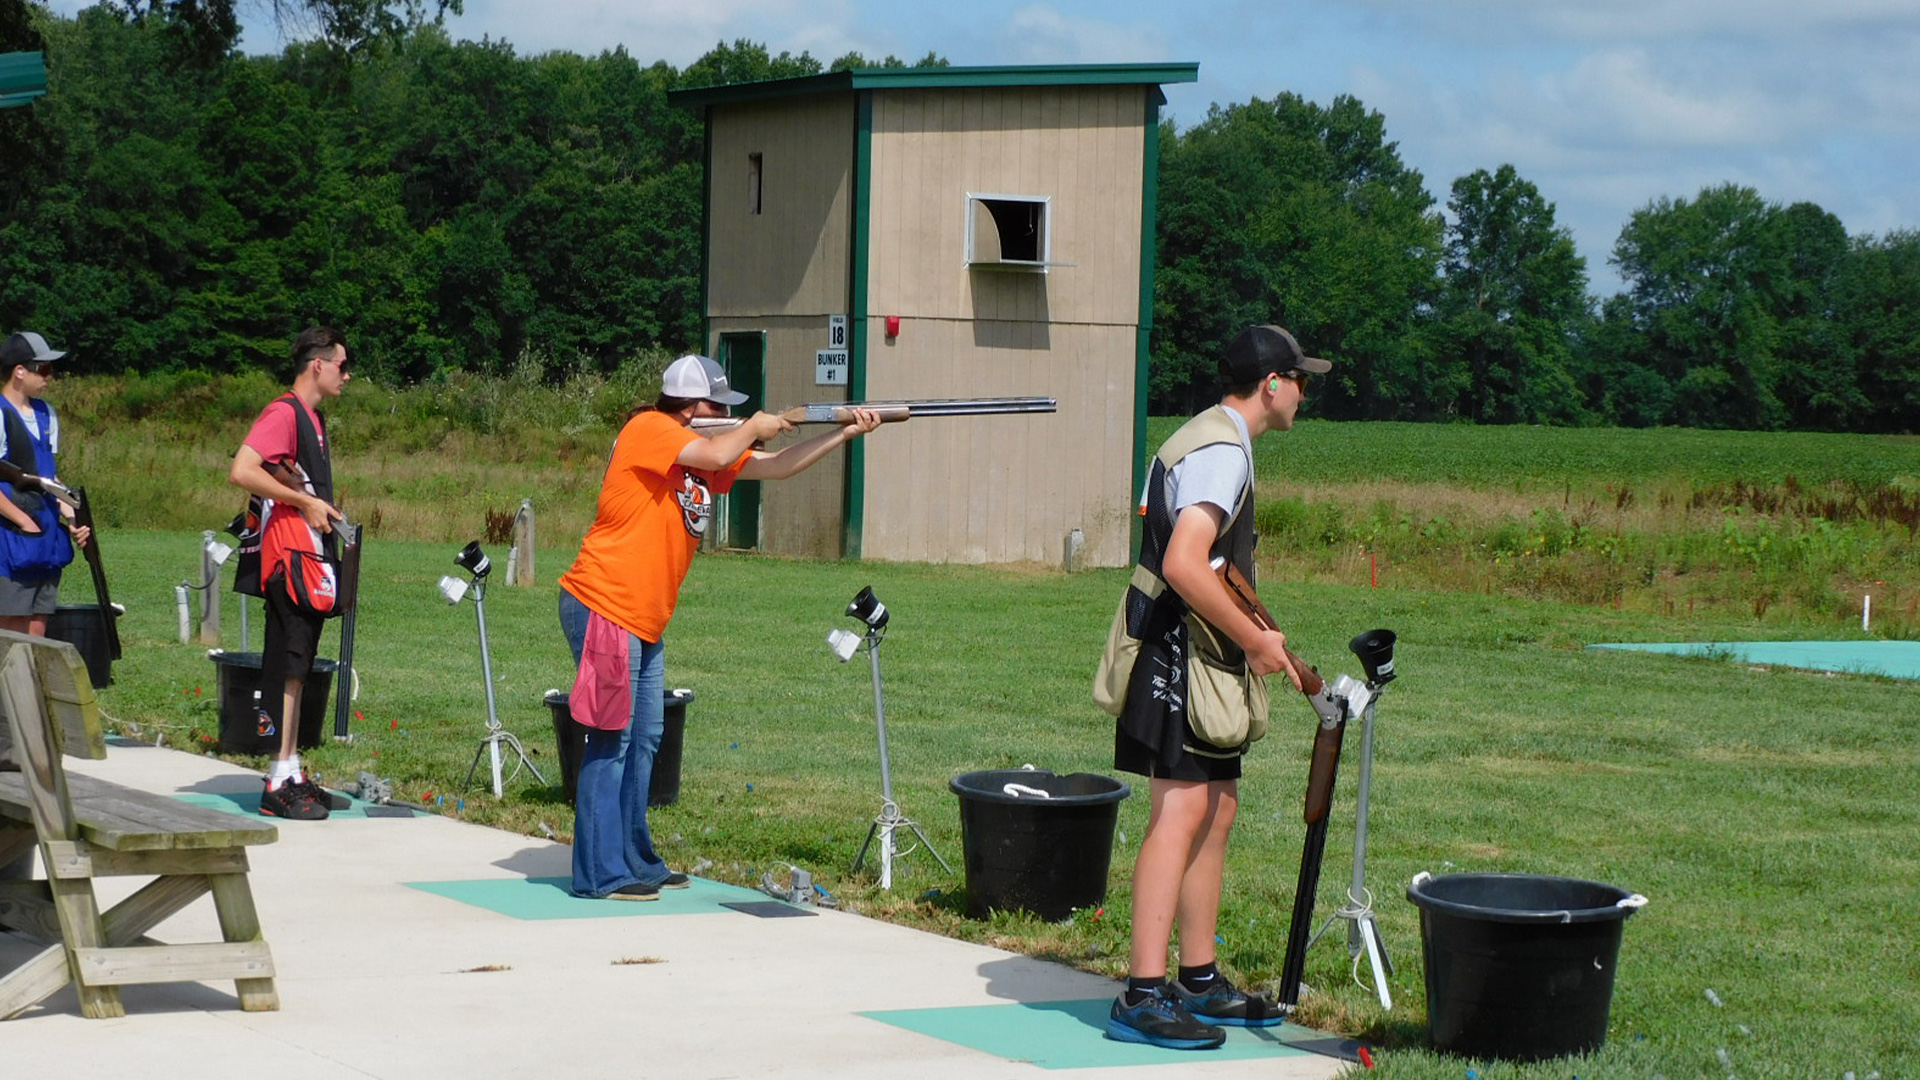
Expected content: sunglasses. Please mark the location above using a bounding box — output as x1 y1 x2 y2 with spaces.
1279 370 1312 389
25 362 55 376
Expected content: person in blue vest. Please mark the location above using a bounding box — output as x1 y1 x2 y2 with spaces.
0 332 90 638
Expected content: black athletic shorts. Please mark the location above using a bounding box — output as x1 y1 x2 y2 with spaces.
1114 727 1244 782
261 585 324 713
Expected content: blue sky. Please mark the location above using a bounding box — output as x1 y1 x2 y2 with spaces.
48 0 1920 296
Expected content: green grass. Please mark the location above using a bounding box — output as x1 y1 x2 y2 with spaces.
1235 418 1920 488
79 529 1918 1080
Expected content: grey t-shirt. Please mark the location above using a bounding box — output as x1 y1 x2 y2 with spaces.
1164 407 1251 523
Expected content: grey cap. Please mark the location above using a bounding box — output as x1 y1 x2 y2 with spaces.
661 354 749 406
2 332 66 368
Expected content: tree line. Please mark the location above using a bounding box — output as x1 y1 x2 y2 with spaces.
3 2 1916 432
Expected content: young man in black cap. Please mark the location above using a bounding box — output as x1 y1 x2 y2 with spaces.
1094 324 1331 1049
0 332 90 637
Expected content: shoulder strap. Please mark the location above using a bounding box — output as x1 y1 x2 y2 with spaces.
278 394 333 505
0 400 35 473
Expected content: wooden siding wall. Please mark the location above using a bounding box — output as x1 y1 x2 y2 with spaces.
861 84 1146 566
705 96 856 558
708 96 855 317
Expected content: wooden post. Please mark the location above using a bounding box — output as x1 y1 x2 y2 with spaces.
510 499 535 587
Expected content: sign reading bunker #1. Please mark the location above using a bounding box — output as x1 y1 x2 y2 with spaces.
817 315 849 386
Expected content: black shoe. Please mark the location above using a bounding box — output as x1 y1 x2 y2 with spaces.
1173 974 1288 1027
605 881 661 901
1106 986 1226 1050
658 872 691 889
260 778 330 821
295 777 351 811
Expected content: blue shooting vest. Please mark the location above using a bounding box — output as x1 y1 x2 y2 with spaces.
0 397 75 581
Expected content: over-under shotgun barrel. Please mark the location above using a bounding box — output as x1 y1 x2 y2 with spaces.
689 396 1056 432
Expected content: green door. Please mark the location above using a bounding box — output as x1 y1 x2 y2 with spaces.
717 332 765 550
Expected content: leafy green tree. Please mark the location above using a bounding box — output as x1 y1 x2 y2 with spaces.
1152 93 1443 418
1836 230 1920 432
1433 165 1589 424
1612 184 1795 429
1771 201 1863 430
676 39 823 89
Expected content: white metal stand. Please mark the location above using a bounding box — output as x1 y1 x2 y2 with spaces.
849 625 950 888
457 574 547 797
1306 690 1394 1009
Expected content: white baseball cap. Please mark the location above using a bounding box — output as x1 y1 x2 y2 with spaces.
661 354 749 406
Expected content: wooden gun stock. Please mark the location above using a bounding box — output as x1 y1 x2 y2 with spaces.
1214 558 1346 824
1213 558 1322 696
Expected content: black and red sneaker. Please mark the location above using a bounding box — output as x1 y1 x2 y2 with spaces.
260 778 330 820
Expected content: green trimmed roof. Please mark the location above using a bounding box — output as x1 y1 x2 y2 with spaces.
669 62 1198 110
0 50 48 110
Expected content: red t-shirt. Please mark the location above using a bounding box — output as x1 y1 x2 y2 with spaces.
559 411 749 642
242 396 326 471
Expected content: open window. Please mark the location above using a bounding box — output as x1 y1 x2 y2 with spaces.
967 193 1060 270
747 152 763 215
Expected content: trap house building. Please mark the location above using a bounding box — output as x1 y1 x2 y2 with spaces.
670 62 1198 566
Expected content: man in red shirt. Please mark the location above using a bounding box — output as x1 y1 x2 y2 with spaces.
228 327 351 821
558 354 881 899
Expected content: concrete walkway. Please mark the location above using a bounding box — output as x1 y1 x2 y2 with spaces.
3 740 1355 1079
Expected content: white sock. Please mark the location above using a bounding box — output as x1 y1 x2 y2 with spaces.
268 758 299 788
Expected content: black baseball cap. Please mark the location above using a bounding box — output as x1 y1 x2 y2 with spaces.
1221 325 1331 384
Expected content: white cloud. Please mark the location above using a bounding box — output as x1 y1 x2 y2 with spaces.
994 4 1169 64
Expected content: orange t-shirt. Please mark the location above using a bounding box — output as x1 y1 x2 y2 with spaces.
559 411 749 642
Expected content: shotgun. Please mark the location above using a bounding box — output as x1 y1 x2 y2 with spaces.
688 395 1056 432
1209 556 1349 1012
0 461 122 662
331 520 363 740
71 487 122 662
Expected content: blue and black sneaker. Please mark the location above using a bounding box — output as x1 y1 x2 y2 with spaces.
1105 986 1226 1050
1171 974 1287 1027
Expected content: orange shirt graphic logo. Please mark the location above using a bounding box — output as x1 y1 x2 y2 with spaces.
676 470 714 537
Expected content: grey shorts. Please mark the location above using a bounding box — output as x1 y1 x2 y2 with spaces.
0 573 59 618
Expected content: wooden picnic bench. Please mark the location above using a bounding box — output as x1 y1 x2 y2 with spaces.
0 629 280 1019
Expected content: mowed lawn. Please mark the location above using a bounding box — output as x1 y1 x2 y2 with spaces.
82 522 1919 1080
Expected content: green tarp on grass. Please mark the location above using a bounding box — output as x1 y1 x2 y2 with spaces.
1587 640 1920 680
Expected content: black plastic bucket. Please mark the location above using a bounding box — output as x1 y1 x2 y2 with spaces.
949 769 1131 921
208 650 337 754
544 689 694 807
1407 871 1648 1061
45 603 119 688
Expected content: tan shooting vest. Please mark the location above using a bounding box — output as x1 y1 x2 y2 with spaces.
1093 406 1270 757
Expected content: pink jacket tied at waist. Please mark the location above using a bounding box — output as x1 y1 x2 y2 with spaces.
569 610 632 730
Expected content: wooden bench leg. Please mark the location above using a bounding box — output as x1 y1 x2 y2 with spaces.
48 874 123 1019
208 873 279 1012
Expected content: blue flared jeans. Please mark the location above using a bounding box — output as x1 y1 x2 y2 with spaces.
558 587 669 897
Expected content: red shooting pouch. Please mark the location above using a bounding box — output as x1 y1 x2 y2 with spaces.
260 502 342 617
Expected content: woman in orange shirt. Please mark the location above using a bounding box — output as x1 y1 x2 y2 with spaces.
558 355 881 899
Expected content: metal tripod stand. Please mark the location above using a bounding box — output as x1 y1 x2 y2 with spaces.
454 571 546 798
848 622 950 889
1306 682 1394 1008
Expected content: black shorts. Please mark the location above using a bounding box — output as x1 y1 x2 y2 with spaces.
1114 727 1244 783
261 586 325 706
